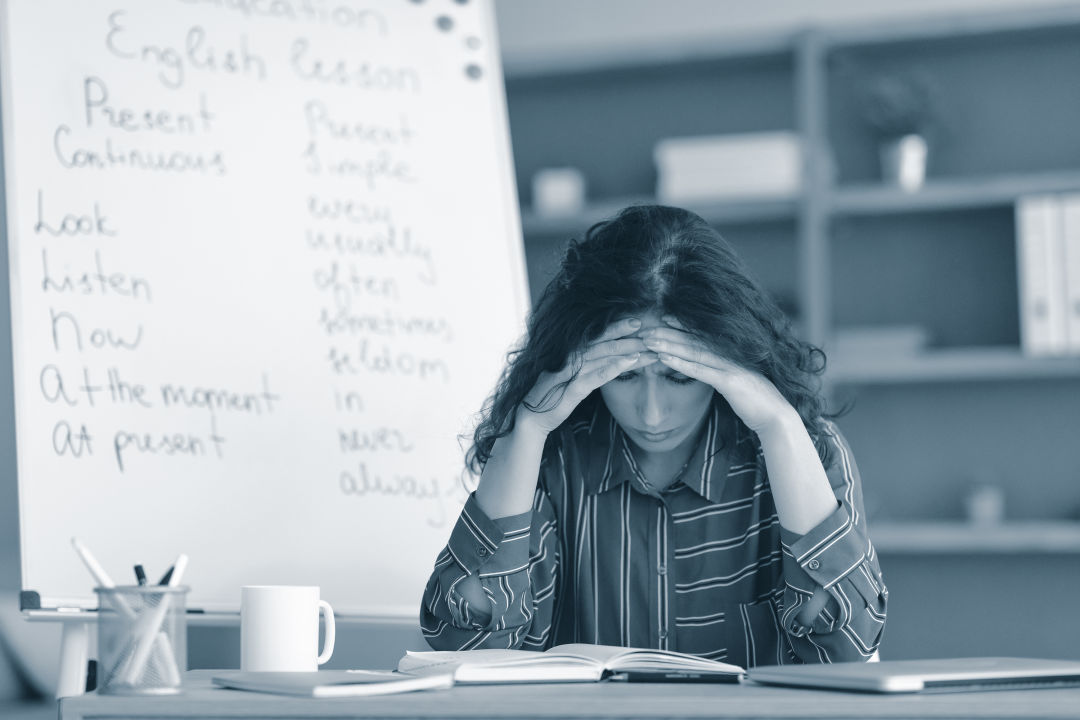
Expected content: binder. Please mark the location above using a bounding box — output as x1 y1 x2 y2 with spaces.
1060 193 1080 354
1015 195 1068 356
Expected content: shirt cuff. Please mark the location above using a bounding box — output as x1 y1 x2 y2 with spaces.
446 492 533 575
780 501 867 590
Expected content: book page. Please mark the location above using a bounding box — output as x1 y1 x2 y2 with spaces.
549 644 743 673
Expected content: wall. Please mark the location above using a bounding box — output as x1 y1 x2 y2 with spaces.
494 0 1080 74
4 0 1080 697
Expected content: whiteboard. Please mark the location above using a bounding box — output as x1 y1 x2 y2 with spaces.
1 0 527 616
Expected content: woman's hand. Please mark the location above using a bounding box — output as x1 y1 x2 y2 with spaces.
517 317 652 436
639 317 797 436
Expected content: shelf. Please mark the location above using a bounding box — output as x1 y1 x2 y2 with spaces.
521 195 799 236
829 170 1080 217
872 521 1080 554
827 347 1080 385
522 171 1080 235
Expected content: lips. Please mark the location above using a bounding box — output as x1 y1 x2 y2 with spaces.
638 429 676 442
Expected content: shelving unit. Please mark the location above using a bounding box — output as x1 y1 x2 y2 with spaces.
872 520 1080 554
828 347 1080 385
504 5 1080 548
521 196 799 236
502 6 1080 660
829 169 1080 216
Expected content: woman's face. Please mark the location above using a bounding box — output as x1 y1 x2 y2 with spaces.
598 313 714 459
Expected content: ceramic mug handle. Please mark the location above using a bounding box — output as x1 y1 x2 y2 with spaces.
316 600 335 665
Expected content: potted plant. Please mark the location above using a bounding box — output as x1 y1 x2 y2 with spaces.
861 71 939 191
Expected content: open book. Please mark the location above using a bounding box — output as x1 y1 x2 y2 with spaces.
398 644 744 684
212 670 453 698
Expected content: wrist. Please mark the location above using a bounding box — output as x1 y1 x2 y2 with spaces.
755 406 804 447
513 406 552 442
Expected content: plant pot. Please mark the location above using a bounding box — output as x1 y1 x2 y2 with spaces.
879 134 927 191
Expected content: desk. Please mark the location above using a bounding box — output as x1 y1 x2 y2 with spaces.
58 670 1080 719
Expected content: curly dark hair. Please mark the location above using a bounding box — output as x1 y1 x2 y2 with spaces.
465 204 833 474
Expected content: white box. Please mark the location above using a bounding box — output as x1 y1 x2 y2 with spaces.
654 131 802 202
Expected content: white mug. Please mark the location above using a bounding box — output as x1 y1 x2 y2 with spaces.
240 585 335 671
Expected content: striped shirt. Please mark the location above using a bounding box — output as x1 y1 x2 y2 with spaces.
421 397 887 667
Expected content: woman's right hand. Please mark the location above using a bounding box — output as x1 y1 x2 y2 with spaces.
516 317 652 436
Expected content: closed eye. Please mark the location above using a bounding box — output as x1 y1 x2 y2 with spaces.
613 371 695 385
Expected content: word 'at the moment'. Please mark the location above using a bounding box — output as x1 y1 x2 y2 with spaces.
38 365 279 418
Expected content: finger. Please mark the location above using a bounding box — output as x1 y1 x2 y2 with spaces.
588 317 642 346
639 326 695 344
528 352 636 409
640 335 717 367
661 314 688 331
580 349 658 378
574 353 641 394
631 351 661 371
656 352 723 387
582 337 648 361
576 351 642 376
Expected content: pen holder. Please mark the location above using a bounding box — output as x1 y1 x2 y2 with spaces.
95 585 188 695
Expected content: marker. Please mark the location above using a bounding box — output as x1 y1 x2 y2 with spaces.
72 539 178 685
71 538 134 619
134 565 147 586
120 554 187 685
157 566 174 586
71 538 116 589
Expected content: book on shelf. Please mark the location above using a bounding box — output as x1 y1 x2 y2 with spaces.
211 670 454 698
1015 194 1070 356
397 643 745 684
1061 192 1080 354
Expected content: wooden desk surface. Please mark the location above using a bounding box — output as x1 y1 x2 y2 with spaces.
58 670 1080 720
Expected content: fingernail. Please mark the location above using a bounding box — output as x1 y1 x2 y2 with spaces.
627 318 641 328
659 353 673 362
627 352 640 362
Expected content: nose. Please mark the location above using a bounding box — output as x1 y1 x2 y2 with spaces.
638 377 665 429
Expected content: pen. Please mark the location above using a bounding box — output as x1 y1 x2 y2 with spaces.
120 554 187 685
71 538 135 620
134 565 147 586
157 566 174 586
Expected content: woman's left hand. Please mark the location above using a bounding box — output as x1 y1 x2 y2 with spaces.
640 317 796 436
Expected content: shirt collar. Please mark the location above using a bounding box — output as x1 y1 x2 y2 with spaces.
582 396 754 504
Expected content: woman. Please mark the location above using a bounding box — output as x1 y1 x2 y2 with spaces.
421 205 886 666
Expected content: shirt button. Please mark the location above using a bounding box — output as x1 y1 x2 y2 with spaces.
808 558 820 570
478 546 488 557
657 564 667 576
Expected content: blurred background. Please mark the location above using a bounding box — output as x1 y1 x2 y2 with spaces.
3 0 1080 713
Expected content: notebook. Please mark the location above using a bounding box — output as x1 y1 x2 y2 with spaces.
747 657 1080 693
212 670 454 698
398 643 744 684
